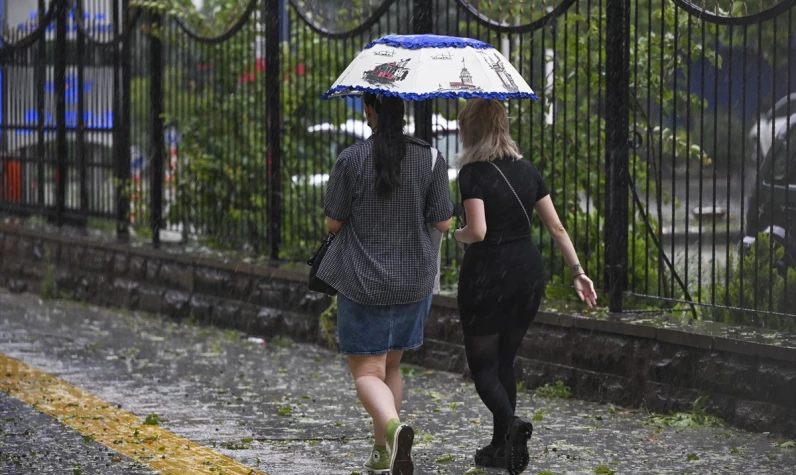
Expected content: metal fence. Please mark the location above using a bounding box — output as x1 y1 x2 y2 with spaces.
1 0 796 326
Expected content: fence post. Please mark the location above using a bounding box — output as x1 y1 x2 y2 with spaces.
36 0 46 210
55 0 67 227
150 11 165 247
77 8 88 220
412 0 433 144
265 0 282 260
120 0 132 237
112 0 128 239
604 0 631 312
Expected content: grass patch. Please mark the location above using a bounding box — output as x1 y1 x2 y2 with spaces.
87 219 116 233
594 466 615 475
271 336 295 348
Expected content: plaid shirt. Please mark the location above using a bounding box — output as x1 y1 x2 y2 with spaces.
317 135 453 305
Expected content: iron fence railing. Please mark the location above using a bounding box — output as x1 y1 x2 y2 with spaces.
2 0 796 327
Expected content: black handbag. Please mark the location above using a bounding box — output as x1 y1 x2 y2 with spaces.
307 232 337 296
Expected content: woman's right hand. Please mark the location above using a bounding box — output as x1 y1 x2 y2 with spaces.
573 274 597 309
453 229 466 250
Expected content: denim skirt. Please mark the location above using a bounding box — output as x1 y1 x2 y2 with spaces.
337 293 433 356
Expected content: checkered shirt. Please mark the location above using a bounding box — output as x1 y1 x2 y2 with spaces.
317 135 454 305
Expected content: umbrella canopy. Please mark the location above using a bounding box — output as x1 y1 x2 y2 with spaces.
322 34 537 101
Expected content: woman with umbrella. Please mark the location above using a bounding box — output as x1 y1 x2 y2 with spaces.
321 34 591 474
317 90 453 475
318 93 454 475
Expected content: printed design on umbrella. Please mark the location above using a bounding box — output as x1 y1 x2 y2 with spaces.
363 58 412 87
373 50 396 57
431 52 453 60
481 52 519 93
438 59 483 93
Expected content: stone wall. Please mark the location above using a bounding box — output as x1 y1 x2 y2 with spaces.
1 224 794 437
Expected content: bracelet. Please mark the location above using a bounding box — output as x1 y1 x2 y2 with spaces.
573 273 586 279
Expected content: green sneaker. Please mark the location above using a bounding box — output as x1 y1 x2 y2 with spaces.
363 444 390 474
385 419 414 475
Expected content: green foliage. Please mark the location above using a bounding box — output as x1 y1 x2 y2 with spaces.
534 380 573 399
87 219 116 234
319 297 338 350
132 0 796 329
271 336 295 348
688 107 748 170
467 3 702 305
144 413 160 425
645 395 726 429
593 466 615 475
40 264 56 300
134 0 359 251
705 234 796 332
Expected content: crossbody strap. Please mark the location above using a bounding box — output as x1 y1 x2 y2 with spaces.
488 161 531 232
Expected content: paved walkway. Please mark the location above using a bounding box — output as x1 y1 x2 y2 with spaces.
0 290 794 474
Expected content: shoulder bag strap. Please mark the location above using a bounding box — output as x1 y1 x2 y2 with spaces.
429 146 438 170
428 146 442 294
488 161 531 232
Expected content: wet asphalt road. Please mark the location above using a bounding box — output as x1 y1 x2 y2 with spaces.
1 289 794 475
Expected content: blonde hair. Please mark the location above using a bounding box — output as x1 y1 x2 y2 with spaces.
455 98 522 168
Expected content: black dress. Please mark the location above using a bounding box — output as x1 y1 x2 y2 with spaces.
457 158 549 336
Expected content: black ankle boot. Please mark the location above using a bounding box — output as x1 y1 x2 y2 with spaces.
504 417 533 474
474 443 505 468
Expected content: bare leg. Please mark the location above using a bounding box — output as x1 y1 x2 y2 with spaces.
348 354 400 446
372 350 404 445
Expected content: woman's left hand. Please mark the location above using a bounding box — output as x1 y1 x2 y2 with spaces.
573 274 597 309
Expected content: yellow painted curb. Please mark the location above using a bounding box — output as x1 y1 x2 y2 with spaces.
0 352 267 475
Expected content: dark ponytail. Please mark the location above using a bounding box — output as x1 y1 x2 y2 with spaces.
363 93 406 198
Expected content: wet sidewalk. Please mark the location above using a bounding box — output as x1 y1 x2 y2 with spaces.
0 289 794 474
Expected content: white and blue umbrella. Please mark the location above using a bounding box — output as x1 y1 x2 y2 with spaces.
322 34 537 101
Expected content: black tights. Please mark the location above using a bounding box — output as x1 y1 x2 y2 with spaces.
464 326 529 447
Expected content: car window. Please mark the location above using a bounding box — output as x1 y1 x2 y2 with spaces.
773 95 796 117
767 126 796 185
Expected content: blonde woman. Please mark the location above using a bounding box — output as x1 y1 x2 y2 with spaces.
452 99 597 474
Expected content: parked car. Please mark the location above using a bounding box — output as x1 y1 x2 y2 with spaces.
749 93 796 163
742 113 796 271
297 114 460 187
